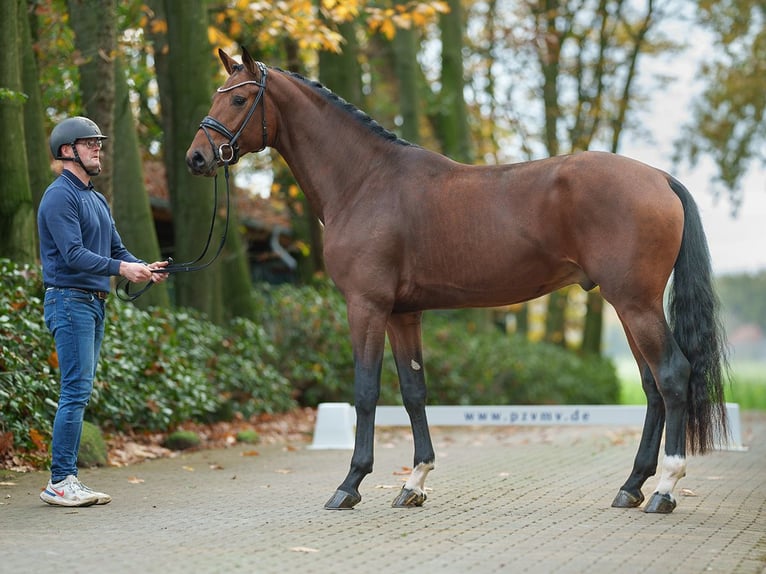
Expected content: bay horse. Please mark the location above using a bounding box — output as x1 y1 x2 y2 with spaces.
186 48 728 514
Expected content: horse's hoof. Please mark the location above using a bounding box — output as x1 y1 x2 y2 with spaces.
611 489 644 508
324 489 361 510
644 492 677 514
392 486 427 508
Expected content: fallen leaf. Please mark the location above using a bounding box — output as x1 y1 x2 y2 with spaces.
209 464 224 470
275 468 292 474
241 450 259 457
392 466 412 476
127 476 145 484
289 547 319 553
182 466 195 472
680 488 697 497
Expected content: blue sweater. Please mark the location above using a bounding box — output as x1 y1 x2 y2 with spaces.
38 170 142 293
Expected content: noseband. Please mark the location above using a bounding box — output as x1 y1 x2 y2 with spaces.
199 61 269 164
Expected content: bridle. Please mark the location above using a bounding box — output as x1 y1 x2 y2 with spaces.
199 62 269 164
117 63 269 302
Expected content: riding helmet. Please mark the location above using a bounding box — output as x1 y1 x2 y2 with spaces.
49 116 108 159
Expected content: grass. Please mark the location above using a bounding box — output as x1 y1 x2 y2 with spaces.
617 359 766 410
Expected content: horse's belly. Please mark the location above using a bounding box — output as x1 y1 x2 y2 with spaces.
394 259 587 312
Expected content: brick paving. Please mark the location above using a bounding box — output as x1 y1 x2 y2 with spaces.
1 412 764 574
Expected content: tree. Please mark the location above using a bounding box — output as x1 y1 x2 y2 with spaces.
437 0 472 163
0 0 36 264
111 56 169 308
676 0 765 212
20 0 54 211
67 0 116 202
147 0 225 321
474 0 672 353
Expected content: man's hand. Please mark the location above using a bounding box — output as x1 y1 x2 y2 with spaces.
147 260 170 283
119 261 153 283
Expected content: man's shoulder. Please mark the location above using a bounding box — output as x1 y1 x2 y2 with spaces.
40 175 80 209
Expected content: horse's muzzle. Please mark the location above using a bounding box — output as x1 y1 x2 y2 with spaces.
186 149 217 176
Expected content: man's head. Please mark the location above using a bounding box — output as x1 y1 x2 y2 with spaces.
49 116 107 176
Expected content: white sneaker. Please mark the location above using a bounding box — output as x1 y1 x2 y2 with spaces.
40 475 99 507
75 477 112 505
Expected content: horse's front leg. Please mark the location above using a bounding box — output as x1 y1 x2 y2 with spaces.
324 302 388 510
387 312 435 508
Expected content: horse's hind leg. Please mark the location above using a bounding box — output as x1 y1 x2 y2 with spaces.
386 312 435 508
613 307 691 514
612 328 665 508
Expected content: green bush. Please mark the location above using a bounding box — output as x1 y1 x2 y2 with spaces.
0 259 619 456
392 311 620 406
253 282 355 405
255 282 619 407
0 259 295 452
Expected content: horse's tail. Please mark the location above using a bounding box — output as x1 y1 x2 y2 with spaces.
667 176 729 454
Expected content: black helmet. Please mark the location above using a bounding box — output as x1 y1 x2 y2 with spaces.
49 116 107 159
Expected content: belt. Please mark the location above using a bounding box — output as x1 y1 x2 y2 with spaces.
46 287 109 301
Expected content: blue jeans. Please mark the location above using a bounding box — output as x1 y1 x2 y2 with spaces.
44 288 106 483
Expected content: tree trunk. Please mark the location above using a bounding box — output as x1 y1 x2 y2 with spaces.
220 190 257 320
438 0 472 163
20 0 54 212
0 0 36 264
392 4 421 144
581 289 603 356
148 0 228 321
111 56 169 308
67 0 116 202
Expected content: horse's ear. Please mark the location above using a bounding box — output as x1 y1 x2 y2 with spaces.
219 49 237 75
241 46 257 74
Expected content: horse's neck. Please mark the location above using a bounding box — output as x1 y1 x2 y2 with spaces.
270 76 400 223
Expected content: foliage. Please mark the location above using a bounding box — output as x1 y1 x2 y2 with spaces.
677 0 766 211
1 259 619 455
254 280 619 407
0 259 294 453
716 271 766 332
380 310 620 406
252 281 354 406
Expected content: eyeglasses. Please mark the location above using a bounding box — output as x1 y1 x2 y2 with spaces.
76 139 103 150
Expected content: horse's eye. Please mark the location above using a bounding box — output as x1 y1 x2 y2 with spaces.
232 95 247 106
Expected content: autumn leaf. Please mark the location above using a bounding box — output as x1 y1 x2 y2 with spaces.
29 429 47 451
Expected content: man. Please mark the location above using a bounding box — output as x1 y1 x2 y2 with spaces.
37 116 169 507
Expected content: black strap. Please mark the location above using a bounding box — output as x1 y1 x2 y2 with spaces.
115 164 232 302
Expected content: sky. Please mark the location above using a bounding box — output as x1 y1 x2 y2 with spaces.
617 22 765 277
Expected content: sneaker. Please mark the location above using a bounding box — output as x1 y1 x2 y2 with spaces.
40 475 99 507
74 477 112 505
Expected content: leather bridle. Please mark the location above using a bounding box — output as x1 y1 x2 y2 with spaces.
198 62 269 165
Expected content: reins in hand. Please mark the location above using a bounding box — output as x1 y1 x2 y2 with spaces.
116 163 232 302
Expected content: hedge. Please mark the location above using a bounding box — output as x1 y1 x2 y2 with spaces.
0 259 619 454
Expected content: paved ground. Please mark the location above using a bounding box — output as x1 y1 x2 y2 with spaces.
1 412 764 574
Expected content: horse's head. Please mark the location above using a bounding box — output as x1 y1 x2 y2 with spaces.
186 48 269 176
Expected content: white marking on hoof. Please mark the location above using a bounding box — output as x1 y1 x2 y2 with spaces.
404 461 434 494
655 454 686 498
410 359 421 371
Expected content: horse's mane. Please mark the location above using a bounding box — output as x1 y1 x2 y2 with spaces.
274 66 415 148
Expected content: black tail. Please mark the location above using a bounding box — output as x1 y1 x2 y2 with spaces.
667 176 729 454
